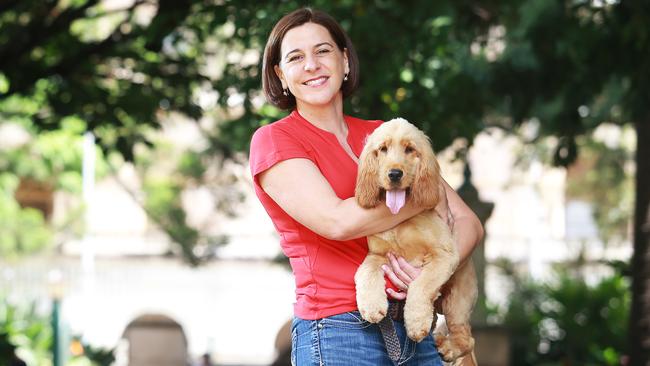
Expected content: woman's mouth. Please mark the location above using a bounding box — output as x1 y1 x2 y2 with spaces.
303 76 329 87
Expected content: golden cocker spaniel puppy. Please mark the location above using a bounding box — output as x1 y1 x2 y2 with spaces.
354 118 478 364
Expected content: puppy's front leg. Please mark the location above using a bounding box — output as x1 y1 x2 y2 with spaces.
355 251 389 323
403 262 439 342
404 252 458 342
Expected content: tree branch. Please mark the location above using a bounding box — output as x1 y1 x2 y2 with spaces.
0 0 22 14
0 0 99 70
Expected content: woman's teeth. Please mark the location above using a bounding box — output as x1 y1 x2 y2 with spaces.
304 77 328 86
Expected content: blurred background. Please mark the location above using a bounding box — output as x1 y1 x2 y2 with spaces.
1 0 648 365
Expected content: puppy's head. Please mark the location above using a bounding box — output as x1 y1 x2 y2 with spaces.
355 118 440 213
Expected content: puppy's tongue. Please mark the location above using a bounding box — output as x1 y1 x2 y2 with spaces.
386 190 406 214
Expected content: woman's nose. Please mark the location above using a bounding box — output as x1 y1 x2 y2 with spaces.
303 55 320 71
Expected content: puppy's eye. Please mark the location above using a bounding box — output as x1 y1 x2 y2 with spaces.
379 146 388 153
405 146 414 154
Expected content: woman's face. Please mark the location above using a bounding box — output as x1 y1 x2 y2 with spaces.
274 22 349 110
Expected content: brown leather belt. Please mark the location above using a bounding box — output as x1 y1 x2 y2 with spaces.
379 304 402 363
387 300 405 322
381 300 437 364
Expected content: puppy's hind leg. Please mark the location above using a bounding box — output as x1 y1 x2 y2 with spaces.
435 261 478 363
355 252 389 323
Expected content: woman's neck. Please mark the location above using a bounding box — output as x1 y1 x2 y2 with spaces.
296 95 347 137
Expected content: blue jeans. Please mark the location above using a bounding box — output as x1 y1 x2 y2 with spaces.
291 311 444 365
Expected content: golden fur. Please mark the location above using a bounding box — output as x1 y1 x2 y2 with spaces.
354 118 478 365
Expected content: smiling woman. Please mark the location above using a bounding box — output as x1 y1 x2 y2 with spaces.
273 23 349 111
249 7 483 366
261 9 359 112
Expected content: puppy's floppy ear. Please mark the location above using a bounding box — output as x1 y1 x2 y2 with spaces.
356 147 381 208
411 140 440 209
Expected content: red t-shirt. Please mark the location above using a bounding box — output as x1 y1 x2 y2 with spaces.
249 110 383 320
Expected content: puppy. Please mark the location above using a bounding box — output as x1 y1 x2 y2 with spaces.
354 118 478 364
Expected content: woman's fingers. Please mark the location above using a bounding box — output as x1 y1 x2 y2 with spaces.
385 254 421 299
394 254 422 279
386 287 407 300
387 253 422 284
382 264 408 291
387 253 411 286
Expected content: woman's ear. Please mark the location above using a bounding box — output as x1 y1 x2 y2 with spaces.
274 65 286 88
411 145 440 209
355 148 381 208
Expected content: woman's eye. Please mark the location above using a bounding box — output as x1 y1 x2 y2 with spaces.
287 55 302 62
317 48 331 54
405 146 414 154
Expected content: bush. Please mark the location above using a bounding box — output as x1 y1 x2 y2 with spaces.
493 263 629 366
0 296 53 366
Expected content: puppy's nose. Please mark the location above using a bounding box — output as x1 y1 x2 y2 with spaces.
388 169 403 183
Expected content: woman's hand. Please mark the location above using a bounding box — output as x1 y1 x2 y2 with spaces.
382 252 422 300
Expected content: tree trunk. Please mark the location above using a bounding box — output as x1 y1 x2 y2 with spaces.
629 117 650 364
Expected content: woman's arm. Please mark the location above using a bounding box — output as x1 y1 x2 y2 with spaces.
442 178 485 263
258 158 424 241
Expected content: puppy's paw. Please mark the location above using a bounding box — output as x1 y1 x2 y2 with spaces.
406 323 430 343
435 334 461 363
358 298 388 323
404 300 434 342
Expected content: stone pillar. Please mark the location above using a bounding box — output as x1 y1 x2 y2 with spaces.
457 163 511 366
456 163 494 324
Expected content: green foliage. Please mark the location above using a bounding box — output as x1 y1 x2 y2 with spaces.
0 296 53 366
142 177 201 265
68 337 115 366
493 261 630 366
0 0 493 159
0 0 645 168
81 342 115 366
0 174 52 258
485 1 648 165
0 120 107 258
177 151 205 180
0 0 204 161
131 133 232 266
0 119 106 192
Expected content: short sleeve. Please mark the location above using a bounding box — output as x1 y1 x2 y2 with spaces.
249 124 313 183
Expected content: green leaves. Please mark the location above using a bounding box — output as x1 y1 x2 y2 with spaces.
0 296 53 365
0 183 52 258
1 0 645 163
1 0 202 160
494 261 630 365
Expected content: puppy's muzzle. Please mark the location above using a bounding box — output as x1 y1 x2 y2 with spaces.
388 169 403 183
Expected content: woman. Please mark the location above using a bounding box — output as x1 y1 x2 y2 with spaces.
249 8 484 366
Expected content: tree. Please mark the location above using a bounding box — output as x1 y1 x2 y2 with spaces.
0 0 240 264
0 0 201 160
470 2 649 361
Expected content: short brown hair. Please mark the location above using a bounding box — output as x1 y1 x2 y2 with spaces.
262 8 360 110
